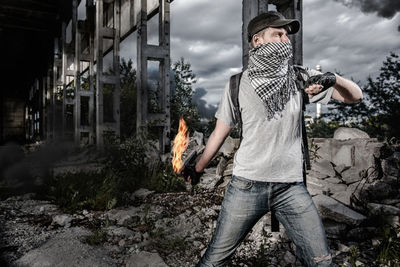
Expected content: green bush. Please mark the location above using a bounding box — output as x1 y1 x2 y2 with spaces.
44 134 185 213
46 171 118 213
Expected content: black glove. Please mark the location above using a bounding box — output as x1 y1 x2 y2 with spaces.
182 164 203 186
305 72 336 94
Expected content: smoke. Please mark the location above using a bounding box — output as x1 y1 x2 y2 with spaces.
192 88 218 119
0 140 75 195
333 0 400 19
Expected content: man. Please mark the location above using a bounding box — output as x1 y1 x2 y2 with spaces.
185 11 362 267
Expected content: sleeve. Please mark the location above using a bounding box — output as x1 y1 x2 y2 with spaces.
306 68 335 105
214 82 237 128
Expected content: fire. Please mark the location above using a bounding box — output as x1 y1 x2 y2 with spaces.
172 117 189 173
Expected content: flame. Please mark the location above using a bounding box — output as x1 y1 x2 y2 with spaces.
172 117 189 173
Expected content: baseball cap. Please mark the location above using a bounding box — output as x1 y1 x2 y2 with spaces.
247 11 300 42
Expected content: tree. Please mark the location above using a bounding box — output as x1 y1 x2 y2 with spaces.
170 57 203 136
325 52 400 139
119 58 137 139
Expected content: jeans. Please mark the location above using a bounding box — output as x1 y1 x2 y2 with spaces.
197 175 332 267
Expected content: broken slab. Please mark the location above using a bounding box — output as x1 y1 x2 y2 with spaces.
313 194 366 226
14 227 116 267
367 203 400 216
125 251 168 267
341 168 362 185
311 159 336 178
331 191 352 207
323 220 347 238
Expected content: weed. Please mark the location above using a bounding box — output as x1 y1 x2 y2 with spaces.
85 228 108 246
376 225 400 266
309 138 321 162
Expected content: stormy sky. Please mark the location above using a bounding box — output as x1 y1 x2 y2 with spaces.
118 0 400 113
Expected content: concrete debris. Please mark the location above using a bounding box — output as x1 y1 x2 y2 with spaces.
313 195 367 226
333 127 370 140
367 203 400 216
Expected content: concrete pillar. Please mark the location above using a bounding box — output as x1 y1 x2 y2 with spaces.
95 0 105 147
242 0 268 70
73 0 81 144
137 0 171 153
61 22 67 137
95 0 121 147
275 0 303 65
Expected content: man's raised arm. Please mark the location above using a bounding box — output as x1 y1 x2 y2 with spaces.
195 119 232 173
332 74 363 103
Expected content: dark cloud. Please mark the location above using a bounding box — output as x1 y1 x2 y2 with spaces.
333 0 400 19
192 88 218 118
117 0 400 107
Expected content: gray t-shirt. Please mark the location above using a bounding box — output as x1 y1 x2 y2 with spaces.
215 68 333 183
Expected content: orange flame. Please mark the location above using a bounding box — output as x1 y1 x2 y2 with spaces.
172 117 189 173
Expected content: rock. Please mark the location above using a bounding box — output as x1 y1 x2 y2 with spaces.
52 214 73 228
325 183 347 194
346 227 379 241
204 167 217 174
341 168 362 185
283 251 296 265
382 215 400 228
325 177 342 184
357 180 398 204
119 239 126 247
355 260 364 266
199 173 218 190
381 199 400 205
334 164 349 174
331 191 352 206
14 227 116 267
323 220 347 238
107 207 141 226
367 203 400 216
106 226 135 238
311 159 336 178
125 251 168 267
382 158 399 177
331 182 360 207
216 157 228 177
133 188 154 199
218 136 240 157
307 169 329 179
192 131 204 147
337 243 350 253
313 194 367 226
333 127 369 140
306 182 324 196
332 145 355 168
223 163 233 176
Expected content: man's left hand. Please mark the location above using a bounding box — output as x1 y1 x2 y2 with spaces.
305 72 336 97
182 164 203 186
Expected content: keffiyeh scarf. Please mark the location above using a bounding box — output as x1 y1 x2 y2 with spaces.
248 42 297 120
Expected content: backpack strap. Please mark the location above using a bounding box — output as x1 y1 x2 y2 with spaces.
293 65 312 179
229 72 243 139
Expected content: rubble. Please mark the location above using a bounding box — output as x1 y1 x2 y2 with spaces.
1 127 399 266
